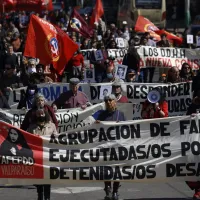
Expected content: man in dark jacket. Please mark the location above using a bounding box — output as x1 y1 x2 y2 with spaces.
1 61 23 100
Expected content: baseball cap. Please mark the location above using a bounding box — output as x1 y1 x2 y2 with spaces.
69 78 80 85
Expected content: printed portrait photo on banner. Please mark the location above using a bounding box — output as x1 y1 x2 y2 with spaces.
94 49 104 61
115 64 128 80
0 123 43 179
84 68 95 82
100 85 112 100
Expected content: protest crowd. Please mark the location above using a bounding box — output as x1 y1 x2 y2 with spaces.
1 0 200 200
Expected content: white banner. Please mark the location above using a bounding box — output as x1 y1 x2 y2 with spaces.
0 115 200 184
137 46 200 70
8 82 192 118
81 47 200 70
0 103 133 132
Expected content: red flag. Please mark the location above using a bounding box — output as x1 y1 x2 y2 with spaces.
135 16 161 41
68 9 93 38
155 29 183 45
4 0 14 5
90 0 104 27
24 15 78 75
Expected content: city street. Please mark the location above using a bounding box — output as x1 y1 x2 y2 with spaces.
0 181 194 200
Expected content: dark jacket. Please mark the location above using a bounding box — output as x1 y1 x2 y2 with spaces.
0 95 10 109
97 109 126 121
186 97 200 115
17 84 38 109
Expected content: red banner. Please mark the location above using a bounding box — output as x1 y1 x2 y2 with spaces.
0 121 43 178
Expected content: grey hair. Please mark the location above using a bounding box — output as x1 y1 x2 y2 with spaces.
104 94 117 101
33 93 47 105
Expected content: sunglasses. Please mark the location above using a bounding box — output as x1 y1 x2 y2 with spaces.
105 99 113 103
5 68 12 70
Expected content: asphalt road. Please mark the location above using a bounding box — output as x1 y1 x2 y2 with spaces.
0 181 194 200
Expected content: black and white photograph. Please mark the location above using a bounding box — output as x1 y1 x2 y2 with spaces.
94 49 104 61
100 85 112 100
115 64 128 80
84 68 95 82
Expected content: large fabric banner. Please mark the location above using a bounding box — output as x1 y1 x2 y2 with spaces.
0 103 133 132
0 115 200 184
81 47 200 70
8 82 192 118
137 46 200 70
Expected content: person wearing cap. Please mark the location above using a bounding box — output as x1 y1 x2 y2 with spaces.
1 61 23 100
126 69 137 82
141 89 168 119
21 93 58 131
96 94 126 200
112 80 128 103
27 108 57 200
52 78 90 110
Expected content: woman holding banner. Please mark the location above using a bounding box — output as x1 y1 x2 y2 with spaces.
27 108 58 200
21 93 58 131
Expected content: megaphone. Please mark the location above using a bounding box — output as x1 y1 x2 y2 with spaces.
147 90 161 104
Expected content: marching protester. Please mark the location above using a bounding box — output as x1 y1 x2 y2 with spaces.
103 64 123 83
112 80 128 103
27 108 58 200
156 33 170 47
1 61 23 100
35 64 53 83
186 88 200 198
90 43 108 83
141 89 168 119
0 88 10 109
166 66 183 83
52 78 90 110
17 83 38 109
186 88 200 115
21 93 58 131
69 49 85 79
96 94 126 200
179 63 194 81
158 73 167 83
122 45 140 80
126 69 137 82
